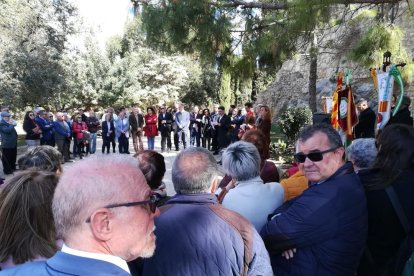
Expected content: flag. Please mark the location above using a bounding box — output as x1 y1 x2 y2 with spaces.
338 85 358 145
376 70 394 129
331 72 343 130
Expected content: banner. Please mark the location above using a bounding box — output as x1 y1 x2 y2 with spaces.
322 96 333 114
338 85 358 142
331 72 343 130
376 71 394 129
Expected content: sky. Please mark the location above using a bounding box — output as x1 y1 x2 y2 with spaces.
71 0 132 50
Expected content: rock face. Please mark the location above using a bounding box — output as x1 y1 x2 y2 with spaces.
258 4 414 121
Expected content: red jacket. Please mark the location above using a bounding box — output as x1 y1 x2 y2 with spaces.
72 121 88 140
144 114 158 137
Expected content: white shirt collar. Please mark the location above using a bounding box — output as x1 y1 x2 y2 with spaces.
61 244 130 274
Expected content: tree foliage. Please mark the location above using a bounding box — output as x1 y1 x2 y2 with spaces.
0 0 77 110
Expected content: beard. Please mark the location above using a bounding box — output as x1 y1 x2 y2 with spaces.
139 227 156 258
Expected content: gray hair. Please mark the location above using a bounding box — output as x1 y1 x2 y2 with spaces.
222 141 261 181
172 147 218 194
52 155 143 240
18 145 62 173
297 123 343 150
347 138 377 170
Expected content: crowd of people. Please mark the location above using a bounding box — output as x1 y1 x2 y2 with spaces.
0 97 413 275
0 101 272 176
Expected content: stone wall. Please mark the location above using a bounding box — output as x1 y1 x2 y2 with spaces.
258 3 414 122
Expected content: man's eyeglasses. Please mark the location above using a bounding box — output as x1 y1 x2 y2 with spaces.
294 147 341 163
85 194 159 223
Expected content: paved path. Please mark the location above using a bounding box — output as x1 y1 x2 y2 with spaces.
2 136 224 196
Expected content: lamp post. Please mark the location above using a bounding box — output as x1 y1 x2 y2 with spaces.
382 50 391 72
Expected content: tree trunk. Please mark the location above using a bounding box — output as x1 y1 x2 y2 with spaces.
308 53 317 113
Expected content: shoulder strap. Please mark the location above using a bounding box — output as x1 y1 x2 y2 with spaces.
209 204 253 276
386 186 411 234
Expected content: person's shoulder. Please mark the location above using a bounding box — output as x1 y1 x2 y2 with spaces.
0 261 47 275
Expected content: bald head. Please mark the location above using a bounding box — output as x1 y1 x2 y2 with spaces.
52 155 148 241
172 147 218 194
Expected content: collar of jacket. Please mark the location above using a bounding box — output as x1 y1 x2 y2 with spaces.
166 193 218 205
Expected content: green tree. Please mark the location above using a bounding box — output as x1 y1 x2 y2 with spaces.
0 0 77 110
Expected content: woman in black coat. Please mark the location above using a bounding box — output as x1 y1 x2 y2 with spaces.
22 111 41 146
357 124 414 276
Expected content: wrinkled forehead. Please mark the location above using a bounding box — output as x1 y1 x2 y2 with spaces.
298 132 330 152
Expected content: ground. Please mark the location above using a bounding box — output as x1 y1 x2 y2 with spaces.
1 135 225 196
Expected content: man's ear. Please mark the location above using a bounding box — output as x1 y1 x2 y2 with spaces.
89 208 113 241
209 176 218 193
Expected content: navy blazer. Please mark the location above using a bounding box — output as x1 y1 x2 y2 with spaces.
0 251 131 275
101 120 115 140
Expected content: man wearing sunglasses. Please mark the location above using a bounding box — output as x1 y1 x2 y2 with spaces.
142 147 273 275
261 124 368 275
2 155 159 276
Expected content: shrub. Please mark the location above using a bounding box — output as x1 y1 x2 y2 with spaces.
278 106 313 144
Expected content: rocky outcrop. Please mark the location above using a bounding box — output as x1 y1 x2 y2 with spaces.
258 4 414 121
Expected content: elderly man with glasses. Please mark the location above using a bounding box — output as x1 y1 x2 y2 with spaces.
261 123 368 276
1 155 160 276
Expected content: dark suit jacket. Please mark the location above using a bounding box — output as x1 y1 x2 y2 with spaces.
101 120 115 140
0 251 131 275
354 107 376 138
189 112 202 131
158 112 173 133
129 113 144 131
216 114 231 148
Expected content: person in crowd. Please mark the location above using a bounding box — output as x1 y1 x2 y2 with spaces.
53 112 71 163
0 111 17 175
22 111 41 147
129 106 144 153
347 138 377 172
171 103 180 151
0 171 59 270
257 105 272 157
35 110 54 146
254 103 263 126
134 150 168 206
116 111 130 154
219 129 279 189
144 107 158 151
85 111 101 154
101 108 117 152
210 104 220 153
158 106 173 153
279 170 309 202
220 141 284 231
77 108 87 122
230 107 245 143
261 123 367 275
357 124 414 276
354 99 376 138
47 113 56 147
18 145 63 174
72 115 88 159
245 102 255 121
211 106 231 155
227 104 236 117
101 113 115 154
201 108 212 150
387 95 413 127
238 114 256 140
189 105 202 147
1 155 160 275
141 147 273 275
174 103 190 150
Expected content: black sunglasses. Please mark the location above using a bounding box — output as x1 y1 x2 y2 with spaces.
85 194 159 223
29 113 34 116
294 146 341 163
